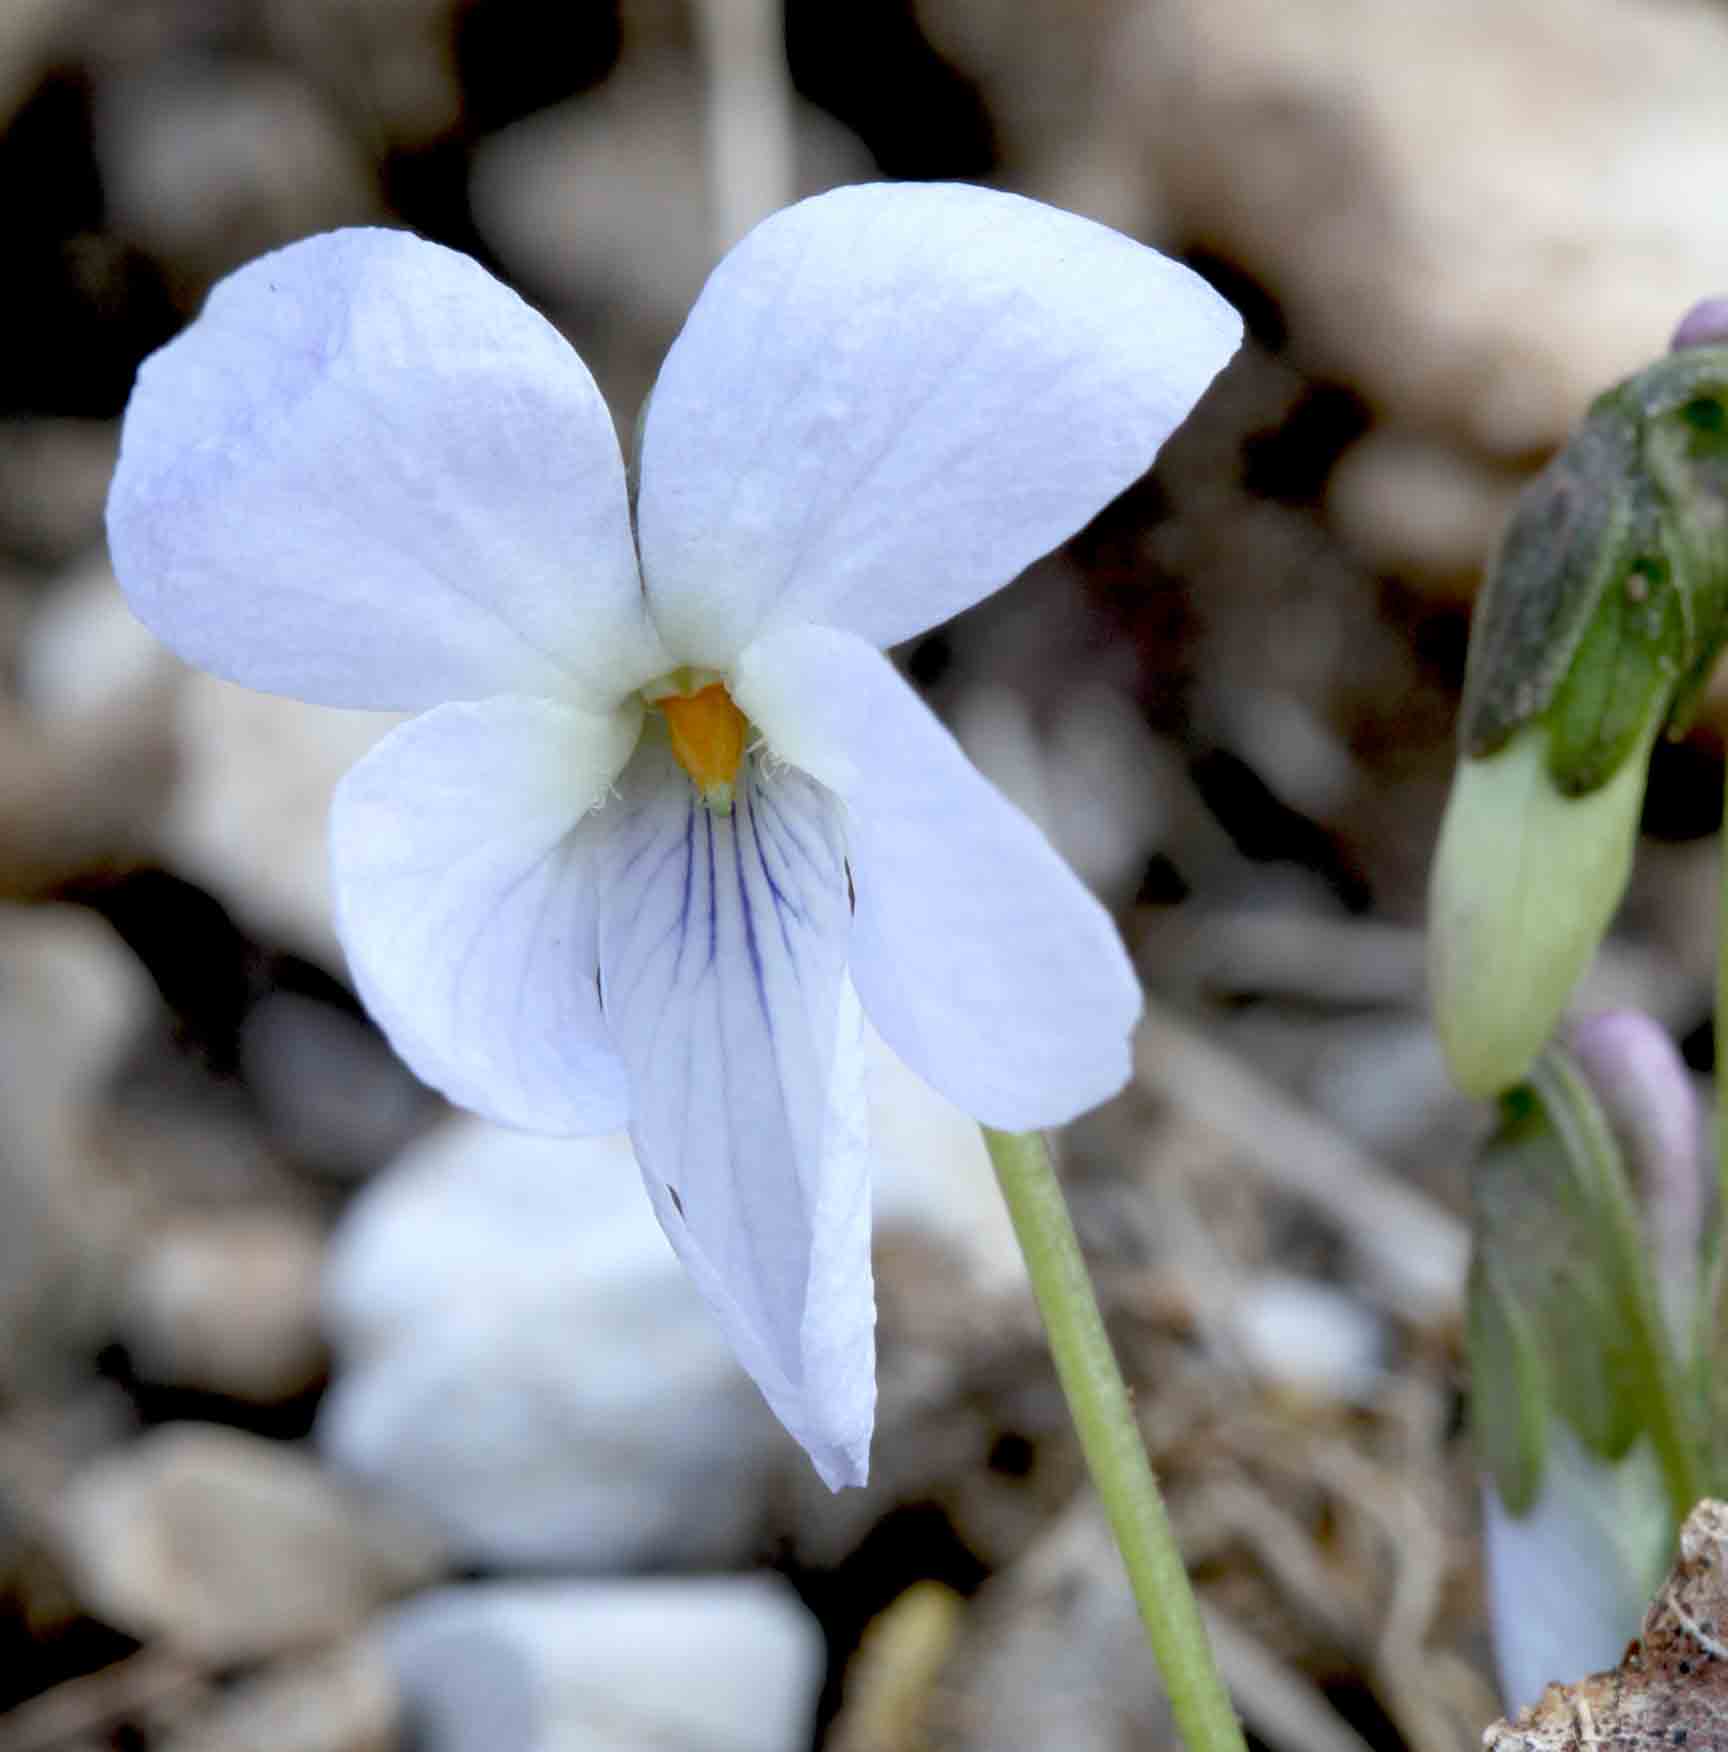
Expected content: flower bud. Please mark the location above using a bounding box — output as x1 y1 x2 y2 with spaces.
1430 720 1655 1100
1470 1019 1699 1709
1468 1059 1633 1516
1672 296 1728 353
1431 341 1728 1097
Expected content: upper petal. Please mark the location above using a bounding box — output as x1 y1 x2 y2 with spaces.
635 182 1241 663
735 624 1141 1128
594 727 874 1488
108 228 666 712
331 695 640 1132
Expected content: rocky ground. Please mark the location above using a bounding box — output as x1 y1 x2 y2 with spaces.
0 1 1722 1747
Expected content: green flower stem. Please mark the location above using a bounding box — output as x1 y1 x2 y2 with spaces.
983 1125 1245 1752
1529 1050 1703 1526
1709 803 1728 1480
1718 805 1728 1269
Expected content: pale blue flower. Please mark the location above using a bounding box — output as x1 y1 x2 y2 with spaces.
106 183 1241 1485
1480 1010 1700 1710
1482 1432 1668 1712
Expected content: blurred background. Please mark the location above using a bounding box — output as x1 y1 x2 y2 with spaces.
0 0 1724 1746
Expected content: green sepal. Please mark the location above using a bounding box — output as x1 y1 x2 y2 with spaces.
1546 1255 1634 1459
1461 406 1645 763
1467 1252 1549 1515
1459 346 1728 796
1637 353 1728 730
1468 1056 1685 1509
1538 541 1682 796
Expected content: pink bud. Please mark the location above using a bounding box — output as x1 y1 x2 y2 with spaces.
1671 297 1728 352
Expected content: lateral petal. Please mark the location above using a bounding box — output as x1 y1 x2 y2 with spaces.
636 182 1240 662
330 696 641 1133
735 624 1142 1129
595 727 874 1488
109 228 665 711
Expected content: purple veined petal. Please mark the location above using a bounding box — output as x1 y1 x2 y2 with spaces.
108 228 667 712
734 623 1142 1129
330 695 642 1133
593 725 874 1488
635 182 1241 665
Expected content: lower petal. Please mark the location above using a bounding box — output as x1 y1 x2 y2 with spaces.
735 625 1142 1129
331 696 640 1133
594 727 874 1488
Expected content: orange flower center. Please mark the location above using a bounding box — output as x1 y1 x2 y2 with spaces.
659 681 747 813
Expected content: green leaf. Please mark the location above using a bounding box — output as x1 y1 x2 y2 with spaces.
1468 1253 1549 1515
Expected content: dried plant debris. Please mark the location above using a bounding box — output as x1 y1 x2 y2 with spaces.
1489 1499 1728 1752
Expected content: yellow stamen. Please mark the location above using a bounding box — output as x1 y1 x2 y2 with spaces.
659 681 747 813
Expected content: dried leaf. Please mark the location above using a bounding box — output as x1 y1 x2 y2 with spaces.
1487 1498 1728 1752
